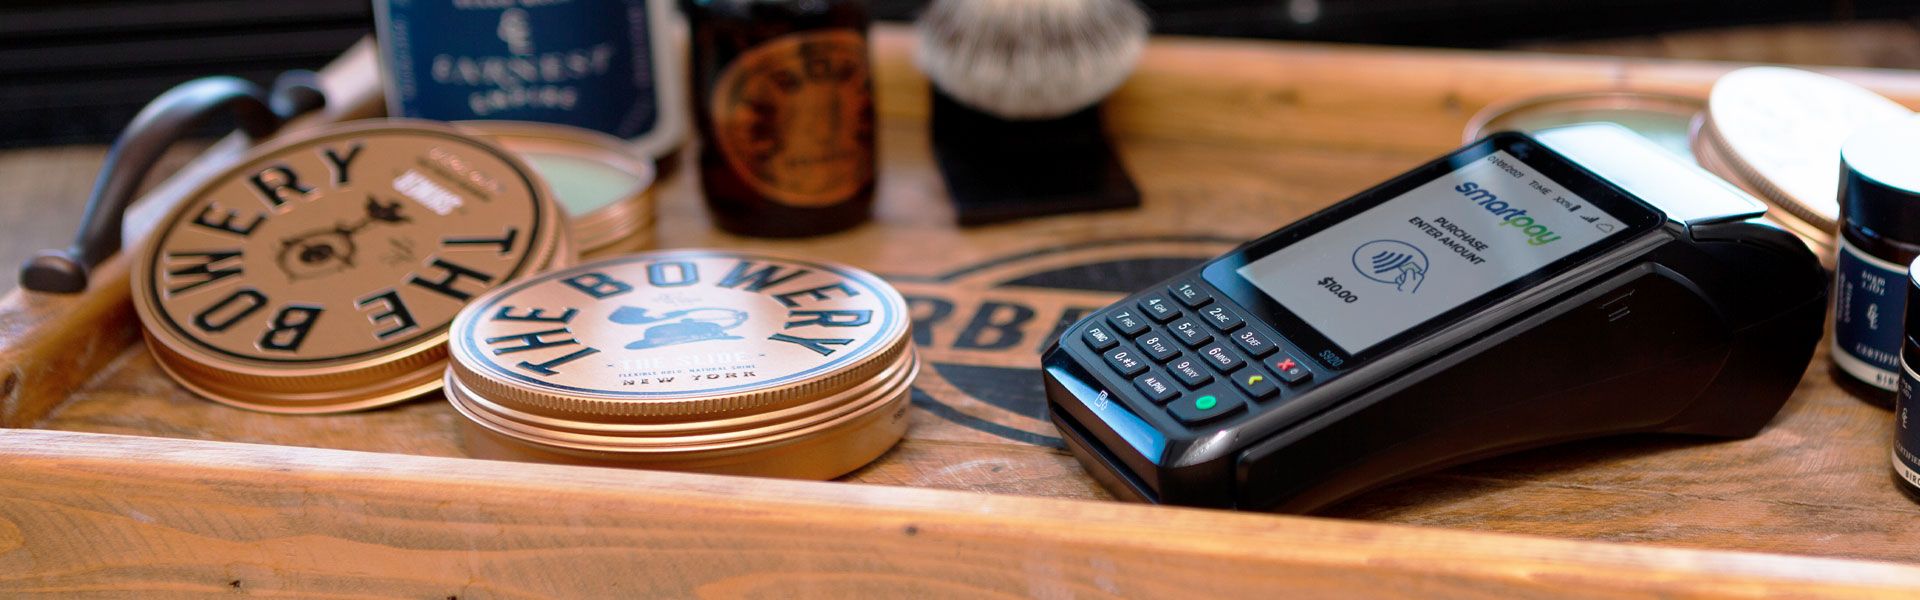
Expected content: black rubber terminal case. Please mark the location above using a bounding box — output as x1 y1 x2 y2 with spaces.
1042 125 1828 512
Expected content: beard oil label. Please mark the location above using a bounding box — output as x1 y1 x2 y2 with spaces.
449 250 909 417
1897 355 1920 490
710 29 875 208
134 122 560 368
376 0 663 141
1833 238 1906 391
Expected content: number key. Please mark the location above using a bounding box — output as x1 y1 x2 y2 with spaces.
1199 343 1245 373
1137 293 1179 322
1200 304 1245 332
1168 318 1212 347
1169 281 1213 308
1103 347 1148 376
1107 310 1149 337
1167 357 1212 388
1135 331 1180 362
1229 327 1278 358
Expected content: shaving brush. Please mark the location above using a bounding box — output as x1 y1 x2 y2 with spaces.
915 0 1150 226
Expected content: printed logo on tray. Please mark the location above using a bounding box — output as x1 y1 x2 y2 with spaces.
889 237 1236 447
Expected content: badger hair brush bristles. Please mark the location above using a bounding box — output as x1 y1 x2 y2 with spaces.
916 0 1149 120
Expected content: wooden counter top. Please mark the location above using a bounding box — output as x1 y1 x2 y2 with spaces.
5 26 1920 597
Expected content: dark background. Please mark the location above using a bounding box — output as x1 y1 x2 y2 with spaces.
3 0 1918 147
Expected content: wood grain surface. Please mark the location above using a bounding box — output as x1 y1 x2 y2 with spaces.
1520 20 1920 70
9 428 1920 599
8 25 1920 596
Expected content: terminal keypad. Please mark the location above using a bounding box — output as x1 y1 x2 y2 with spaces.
1078 280 1318 429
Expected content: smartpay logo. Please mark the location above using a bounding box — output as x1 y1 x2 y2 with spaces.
1454 181 1563 246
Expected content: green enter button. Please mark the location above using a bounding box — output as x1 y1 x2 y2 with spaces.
1168 387 1243 425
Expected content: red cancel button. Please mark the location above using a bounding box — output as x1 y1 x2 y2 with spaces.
1267 354 1312 384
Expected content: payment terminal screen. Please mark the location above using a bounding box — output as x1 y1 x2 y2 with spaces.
1236 150 1627 354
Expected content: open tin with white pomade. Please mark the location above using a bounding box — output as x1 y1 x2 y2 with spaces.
445 249 915 479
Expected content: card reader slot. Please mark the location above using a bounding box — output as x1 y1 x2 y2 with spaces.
1042 355 1168 493
1052 405 1158 503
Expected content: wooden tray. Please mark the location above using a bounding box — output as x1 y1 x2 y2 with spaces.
8 27 1920 597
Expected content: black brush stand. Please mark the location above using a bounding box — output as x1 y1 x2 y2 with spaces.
929 89 1142 226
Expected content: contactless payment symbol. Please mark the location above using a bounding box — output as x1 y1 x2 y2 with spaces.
1353 240 1429 293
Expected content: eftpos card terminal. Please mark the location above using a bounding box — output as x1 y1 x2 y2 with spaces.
1043 125 1827 512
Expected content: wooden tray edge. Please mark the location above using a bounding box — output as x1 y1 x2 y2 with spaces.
4 428 1918 597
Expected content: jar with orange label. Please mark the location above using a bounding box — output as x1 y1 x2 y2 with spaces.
685 0 877 237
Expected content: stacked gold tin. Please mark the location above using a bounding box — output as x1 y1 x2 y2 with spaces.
128 119 903 477
131 120 575 413
443 250 916 479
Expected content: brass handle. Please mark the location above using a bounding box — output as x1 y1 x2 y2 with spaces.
18 70 327 294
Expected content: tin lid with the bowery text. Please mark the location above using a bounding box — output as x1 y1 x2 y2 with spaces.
444 249 916 478
131 119 572 413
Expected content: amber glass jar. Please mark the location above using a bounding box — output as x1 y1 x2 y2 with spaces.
685 0 876 237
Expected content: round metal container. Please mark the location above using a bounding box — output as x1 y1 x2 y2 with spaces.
131 120 573 413
458 121 658 257
1689 114 1833 255
1463 90 1704 160
1696 67 1912 255
445 249 915 479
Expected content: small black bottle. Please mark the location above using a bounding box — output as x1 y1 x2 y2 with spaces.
1861 116 1920 502
1897 256 1920 502
1833 117 1920 405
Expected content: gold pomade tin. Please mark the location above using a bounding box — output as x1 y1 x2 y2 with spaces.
456 121 658 257
131 119 574 413
445 249 916 479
